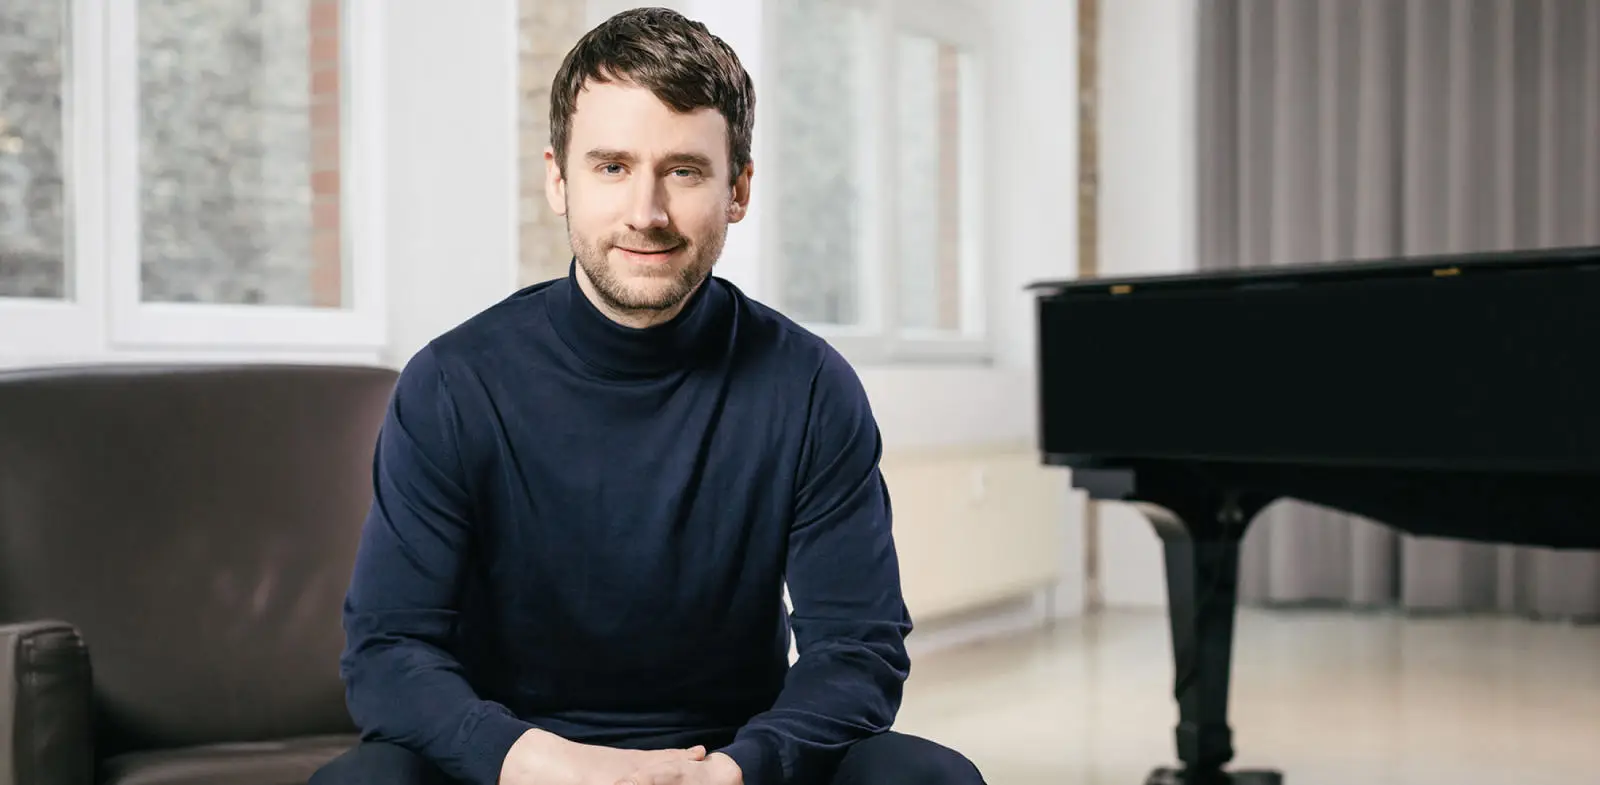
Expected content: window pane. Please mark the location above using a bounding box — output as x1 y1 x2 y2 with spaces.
0 1 69 300
895 33 965 333
138 0 344 307
772 0 864 327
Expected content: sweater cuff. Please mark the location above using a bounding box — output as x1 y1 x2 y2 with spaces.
454 704 537 785
716 736 783 785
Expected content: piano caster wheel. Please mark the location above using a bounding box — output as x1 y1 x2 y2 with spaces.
1144 766 1283 785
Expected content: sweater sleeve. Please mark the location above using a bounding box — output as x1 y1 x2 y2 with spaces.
715 349 913 785
339 346 536 785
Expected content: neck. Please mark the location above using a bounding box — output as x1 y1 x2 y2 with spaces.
545 258 733 379
574 261 700 329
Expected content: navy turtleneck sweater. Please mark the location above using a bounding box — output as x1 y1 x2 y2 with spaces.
339 265 912 785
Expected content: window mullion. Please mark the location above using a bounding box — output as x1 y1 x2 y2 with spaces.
343 0 388 336
870 1 898 351
71 0 110 354
103 0 140 347
957 48 986 340
0 0 110 366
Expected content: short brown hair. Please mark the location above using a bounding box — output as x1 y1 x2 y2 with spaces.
549 7 756 184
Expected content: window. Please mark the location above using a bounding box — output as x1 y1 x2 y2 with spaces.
765 0 987 363
0 0 384 364
0 0 70 302
768 0 869 328
135 0 345 309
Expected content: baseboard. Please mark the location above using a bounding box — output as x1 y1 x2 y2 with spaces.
904 585 1062 656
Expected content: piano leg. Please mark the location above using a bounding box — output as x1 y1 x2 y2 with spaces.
1131 498 1282 785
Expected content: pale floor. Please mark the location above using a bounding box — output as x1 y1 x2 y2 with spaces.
892 607 1600 785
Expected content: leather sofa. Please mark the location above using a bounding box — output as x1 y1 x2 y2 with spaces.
0 363 399 785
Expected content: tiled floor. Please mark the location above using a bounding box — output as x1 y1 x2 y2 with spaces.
892 607 1600 785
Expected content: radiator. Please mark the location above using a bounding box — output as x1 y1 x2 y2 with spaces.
879 443 1071 621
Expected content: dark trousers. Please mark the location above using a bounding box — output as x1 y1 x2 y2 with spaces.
310 731 985 785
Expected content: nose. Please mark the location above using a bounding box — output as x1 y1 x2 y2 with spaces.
625 175 670 232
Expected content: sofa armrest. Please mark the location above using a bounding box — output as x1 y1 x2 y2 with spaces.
2 621 94 785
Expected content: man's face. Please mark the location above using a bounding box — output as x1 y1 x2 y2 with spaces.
545 80 751 322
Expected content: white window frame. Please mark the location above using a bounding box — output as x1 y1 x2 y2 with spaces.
0 0 387 368
759 0 992 366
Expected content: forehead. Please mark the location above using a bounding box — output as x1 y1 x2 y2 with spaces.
569 80 728 164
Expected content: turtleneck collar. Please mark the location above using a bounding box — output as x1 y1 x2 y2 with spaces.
545 259 734 378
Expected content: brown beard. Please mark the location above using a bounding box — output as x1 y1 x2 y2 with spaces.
566 210 729 315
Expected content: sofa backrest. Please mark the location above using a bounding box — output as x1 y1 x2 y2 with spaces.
0 363 398 758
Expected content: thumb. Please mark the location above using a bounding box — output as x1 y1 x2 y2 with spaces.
649 745 703 761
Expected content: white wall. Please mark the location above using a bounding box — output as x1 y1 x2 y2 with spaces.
866 0 1078 454
382 0 523 369
1094 0 1200 609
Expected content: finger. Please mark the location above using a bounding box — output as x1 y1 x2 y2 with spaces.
620 761 684 785
615 762 681 785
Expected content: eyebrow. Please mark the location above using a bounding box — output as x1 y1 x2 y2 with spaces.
584 148 715 170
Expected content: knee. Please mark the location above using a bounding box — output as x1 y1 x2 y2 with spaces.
834 732 985 785
309 741 447 785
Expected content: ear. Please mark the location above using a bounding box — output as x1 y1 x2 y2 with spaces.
726 160 753 223
544 146 568 216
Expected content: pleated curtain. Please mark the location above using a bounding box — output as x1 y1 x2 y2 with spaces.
1196 0 1600 619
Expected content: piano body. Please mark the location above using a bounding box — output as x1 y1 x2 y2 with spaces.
1028 245 1600 784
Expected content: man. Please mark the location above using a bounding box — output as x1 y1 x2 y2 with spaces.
311 8 985 785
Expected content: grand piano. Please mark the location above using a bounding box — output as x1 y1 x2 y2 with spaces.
1027 245 1600 784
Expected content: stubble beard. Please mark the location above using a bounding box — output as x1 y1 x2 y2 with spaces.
568 210 729 317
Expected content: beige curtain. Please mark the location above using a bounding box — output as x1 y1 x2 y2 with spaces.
1197 0 1600 619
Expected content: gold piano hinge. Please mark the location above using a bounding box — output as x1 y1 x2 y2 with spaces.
1433 266 1461 277
1109 284 1133 295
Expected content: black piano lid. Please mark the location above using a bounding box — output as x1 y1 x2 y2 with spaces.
1025 244 1600 297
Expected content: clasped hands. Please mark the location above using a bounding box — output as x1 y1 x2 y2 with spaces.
501 728 743 785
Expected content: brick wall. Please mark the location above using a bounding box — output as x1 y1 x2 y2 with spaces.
1078 0 1099 277
518 0 589 287
1076 0 1102 608
309 0 342 307
137 1 326 306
